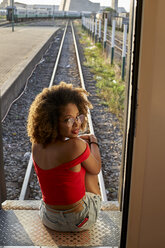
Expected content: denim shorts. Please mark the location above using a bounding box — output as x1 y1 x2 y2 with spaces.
39 192 102 232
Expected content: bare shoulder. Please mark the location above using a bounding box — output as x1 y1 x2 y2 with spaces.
68 137 87 149
66 137 87 158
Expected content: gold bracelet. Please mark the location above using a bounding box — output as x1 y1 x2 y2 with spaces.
89 142 99 147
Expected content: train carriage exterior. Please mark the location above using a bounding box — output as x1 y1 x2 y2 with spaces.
53 11 65 18
6 7 91 21
6 6 16 21
65 10 81 18
37 9 49 18
26 9 37 19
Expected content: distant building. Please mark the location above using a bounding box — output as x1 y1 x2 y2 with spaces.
118 7 127 14
14 2 27 8
111 0 118 12
0 0 20 8
59 0 100 12
0 0 10 8
3 1 59 11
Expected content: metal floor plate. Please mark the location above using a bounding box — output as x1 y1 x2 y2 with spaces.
2 200 119 211
0 209 121 247
2 200 40 210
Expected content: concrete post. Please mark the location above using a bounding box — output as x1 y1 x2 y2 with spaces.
84 17 86 30
95 19 98 43
111 19 116 64
122 24 128 80
92 19 95 40
103 18 107 49
86 18 89 35
12 0 14 32
99 19 101 42
90 18 92 37
87 18 90 35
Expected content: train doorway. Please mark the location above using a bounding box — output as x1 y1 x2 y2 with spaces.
119 0 143 247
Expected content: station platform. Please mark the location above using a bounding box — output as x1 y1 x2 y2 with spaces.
0 200 121 247
0 25 59 119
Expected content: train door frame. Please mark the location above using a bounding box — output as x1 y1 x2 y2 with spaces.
119 0 143 247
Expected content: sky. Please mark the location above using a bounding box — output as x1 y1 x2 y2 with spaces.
0 0 131 12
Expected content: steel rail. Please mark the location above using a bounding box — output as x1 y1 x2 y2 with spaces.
19 154 33 200
71 22 107 201
49 21 68 87
19 21 68 200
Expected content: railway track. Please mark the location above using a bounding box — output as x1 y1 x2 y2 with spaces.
2 20 122 202
20 21 107 201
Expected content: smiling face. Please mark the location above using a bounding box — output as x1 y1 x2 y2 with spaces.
58 103 82 140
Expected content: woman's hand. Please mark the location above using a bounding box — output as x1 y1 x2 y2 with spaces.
79 134 90 143
79 134 98 144
89 134 98 143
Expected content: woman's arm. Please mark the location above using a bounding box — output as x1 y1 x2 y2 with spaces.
77 135 102 175
88 134 101 168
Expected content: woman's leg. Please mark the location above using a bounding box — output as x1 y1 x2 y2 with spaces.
85 172 101 195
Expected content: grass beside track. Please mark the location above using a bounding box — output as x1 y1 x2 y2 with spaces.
75 23 125 128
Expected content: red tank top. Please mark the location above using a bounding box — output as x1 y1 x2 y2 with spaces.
33 143 90 205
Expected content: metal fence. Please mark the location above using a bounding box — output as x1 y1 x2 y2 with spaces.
81 17 128 80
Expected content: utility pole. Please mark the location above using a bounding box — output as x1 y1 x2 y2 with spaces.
12 0 14 32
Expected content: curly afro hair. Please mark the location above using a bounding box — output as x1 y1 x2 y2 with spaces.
27 82 92 147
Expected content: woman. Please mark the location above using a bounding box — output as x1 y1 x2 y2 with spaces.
27 81 102 232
